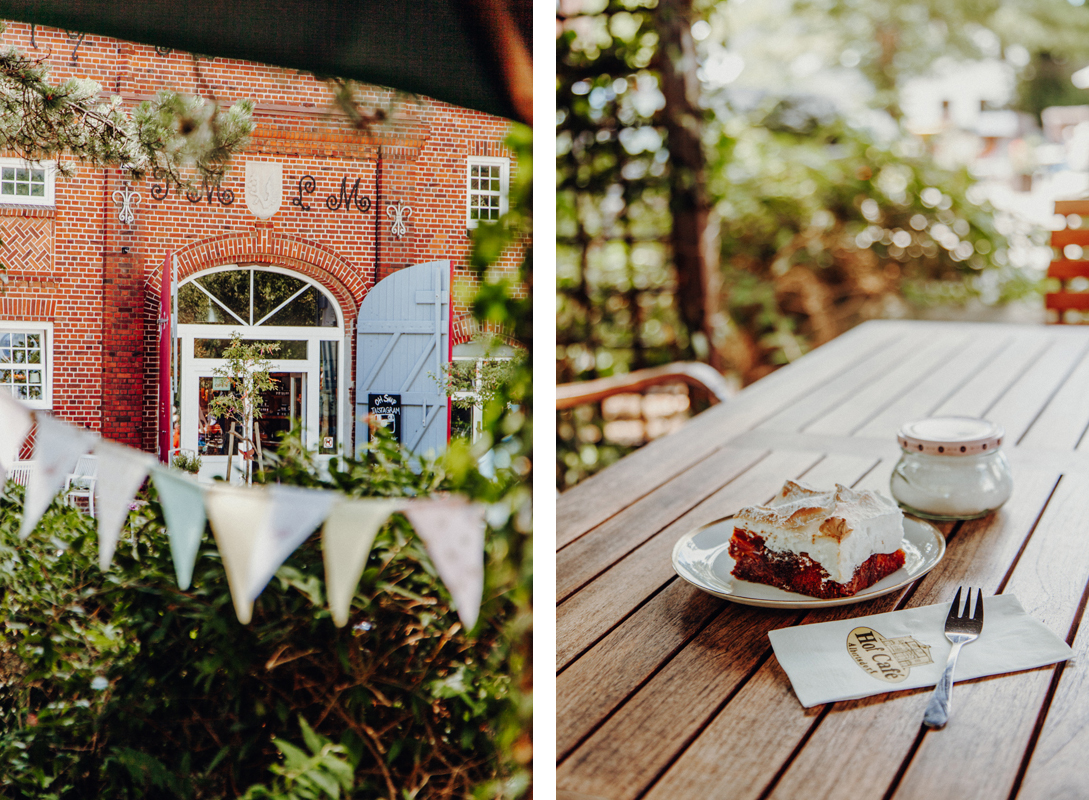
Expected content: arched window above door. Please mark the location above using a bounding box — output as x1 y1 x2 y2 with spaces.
178 266 338 327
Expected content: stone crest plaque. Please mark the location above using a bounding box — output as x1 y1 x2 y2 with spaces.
245 161 282 219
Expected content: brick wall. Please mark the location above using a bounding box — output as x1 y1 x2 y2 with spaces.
0 21 525 453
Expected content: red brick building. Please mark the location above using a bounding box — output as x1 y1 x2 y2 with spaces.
0 22 521 476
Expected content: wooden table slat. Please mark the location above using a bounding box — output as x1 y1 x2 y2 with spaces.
803 332 971 436
985 333 1089 445
556 449 824 669
556 323 906 545
753 332 934 435
556 447 767 601
931 328 1054 420
852 331 1013 439
1015 338 1089 450
890 472 1089 800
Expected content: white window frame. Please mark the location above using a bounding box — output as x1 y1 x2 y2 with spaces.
176 265 346 482
0 321 53 409
465 156 509 229
448 354 518 443
0 158 55 206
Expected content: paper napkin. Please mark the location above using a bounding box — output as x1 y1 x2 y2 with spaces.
768 594 1072 708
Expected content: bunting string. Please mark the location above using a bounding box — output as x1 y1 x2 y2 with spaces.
0 399 487 629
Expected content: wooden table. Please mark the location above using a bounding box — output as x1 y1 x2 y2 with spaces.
556 320 1089 800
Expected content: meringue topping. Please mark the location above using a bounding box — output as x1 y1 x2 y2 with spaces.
734 481 905 584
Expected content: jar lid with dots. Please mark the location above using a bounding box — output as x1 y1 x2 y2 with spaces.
897 416 1004 456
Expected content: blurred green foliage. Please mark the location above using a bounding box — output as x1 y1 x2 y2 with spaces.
556 0 1055 489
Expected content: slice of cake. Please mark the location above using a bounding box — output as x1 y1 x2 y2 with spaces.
728 480 905 599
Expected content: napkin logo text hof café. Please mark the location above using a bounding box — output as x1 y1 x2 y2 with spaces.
846 627 934 683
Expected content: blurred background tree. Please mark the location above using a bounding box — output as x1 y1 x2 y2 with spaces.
557 0 1089 489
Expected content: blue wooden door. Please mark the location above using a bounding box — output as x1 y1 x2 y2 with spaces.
355 261 450 456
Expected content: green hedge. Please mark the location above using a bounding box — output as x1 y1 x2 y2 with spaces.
0 435 530 799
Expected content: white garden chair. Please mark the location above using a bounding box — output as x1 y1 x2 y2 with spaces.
7 461 34 487
64 454 98 517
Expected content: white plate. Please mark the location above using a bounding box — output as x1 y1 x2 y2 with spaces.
671 515 945 609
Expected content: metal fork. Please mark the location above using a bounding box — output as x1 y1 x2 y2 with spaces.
923 587 984 729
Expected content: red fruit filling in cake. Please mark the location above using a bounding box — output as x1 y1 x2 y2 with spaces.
729 527 905 599
727 480 906 599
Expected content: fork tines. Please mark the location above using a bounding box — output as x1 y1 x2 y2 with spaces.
948 586 984 623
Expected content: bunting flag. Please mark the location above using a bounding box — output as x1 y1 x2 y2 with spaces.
403 497 487 631
0 395 491 633
245 485 337 604
322 497 404 627
203 485 270 624
0 392 32 483
151 466 208 590
19 415 96 540
93 440 154 571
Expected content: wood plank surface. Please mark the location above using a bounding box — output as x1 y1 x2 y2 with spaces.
1016 575 1089 797
557 455 890 795
643 468 1058 800
556 454 881 759
556 449 824 669
752 332 931 434
556 579 729 759
852 331 1012 439
891 472 1089 800
556 322 904 545
556 447 767 602
986 333 1089 444
928 328 1051 419
557 321 1089 800
557 601 803 799
1018 340 1089 450
803 332 970 436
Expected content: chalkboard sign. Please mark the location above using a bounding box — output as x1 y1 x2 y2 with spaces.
368 393 402 443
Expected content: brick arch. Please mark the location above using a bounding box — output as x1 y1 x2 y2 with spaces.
451 314 520 349
147 231 370 319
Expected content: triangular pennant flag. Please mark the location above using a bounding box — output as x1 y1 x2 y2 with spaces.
0 392 32 483
151 467 208 590
204 485 272 624
93 441 154 571
246 485 337 604
322 497 404 627
403 497 487 631
20 415 96 539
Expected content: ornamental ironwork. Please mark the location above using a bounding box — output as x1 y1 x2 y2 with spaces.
149 180 234 206
325 176 371 213
292 175 316 211
386 200 412 239
112 183 141 225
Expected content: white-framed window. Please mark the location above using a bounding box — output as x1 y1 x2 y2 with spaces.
466 156 509 228
0 158 55 206
448 339 519 443
0 322 52 408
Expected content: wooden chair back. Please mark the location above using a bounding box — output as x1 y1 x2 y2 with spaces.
1048 199 1089 323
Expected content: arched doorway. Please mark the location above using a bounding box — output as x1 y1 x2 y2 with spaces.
176 264 346 481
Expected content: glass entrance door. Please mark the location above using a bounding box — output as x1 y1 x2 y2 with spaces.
258 372 306 451
196 372 306 458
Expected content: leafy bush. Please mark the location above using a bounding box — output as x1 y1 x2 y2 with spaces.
711 102 1043 382
0 427 530 799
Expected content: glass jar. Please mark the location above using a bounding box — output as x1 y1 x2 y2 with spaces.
890 416 1012 521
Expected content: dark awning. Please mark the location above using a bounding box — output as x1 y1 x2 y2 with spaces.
0 0 531 123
